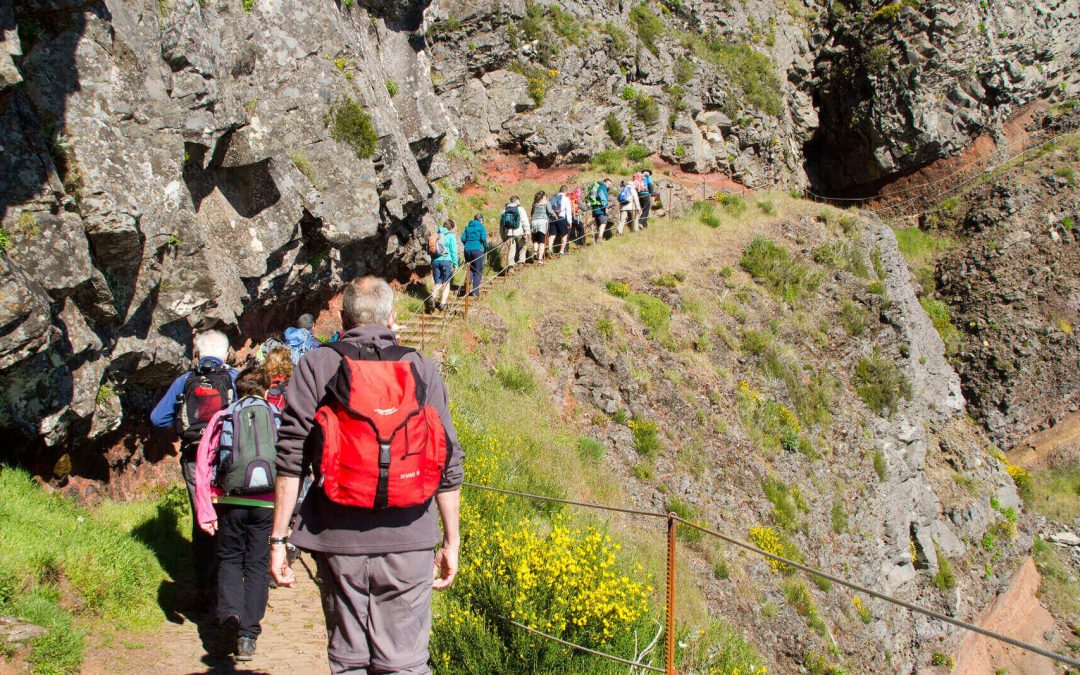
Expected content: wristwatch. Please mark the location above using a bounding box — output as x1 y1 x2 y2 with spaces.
269 535 289 546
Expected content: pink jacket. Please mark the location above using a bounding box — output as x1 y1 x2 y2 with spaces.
194 408 273 527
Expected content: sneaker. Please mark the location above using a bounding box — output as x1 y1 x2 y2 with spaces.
236 636 256 662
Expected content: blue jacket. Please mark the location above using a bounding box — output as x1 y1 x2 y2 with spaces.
462 219 488 253
149 357 238 429
642 174 654 194
284 327 320 364
433 226 458 267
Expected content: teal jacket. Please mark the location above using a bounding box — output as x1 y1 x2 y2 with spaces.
462 219 488 253
433 227 458 266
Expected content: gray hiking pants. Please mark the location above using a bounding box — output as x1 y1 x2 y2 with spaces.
313 550 435 674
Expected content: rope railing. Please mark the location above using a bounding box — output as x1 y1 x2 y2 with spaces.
460 481 1080 673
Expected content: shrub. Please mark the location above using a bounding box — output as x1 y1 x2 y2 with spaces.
867 44 891 71
736 380 805 455
762 477 806 532
853 351 913 416
624 143 650 162
932 542 956 590
630 418 662 459
870 0 918 22
706 41 782 116
0 228 11 254
931 652 956 668
577 437 605 462
242 0 255 11
873 450 887 481
386 79 399 97
1053 166 1076 186
632 94 660 125
693 201 722 228
326 98 377 159
867 280 887 297
1006 464 1033 502
852 596 872 624
674 55 695 84
709 196 743 220
630 3 665 55
713 560 730 579
495 362 536 394
739 237 822 304
719 265 735 278
596 318 615 339
626 293 672 344
1063 216 1075 231
782 580 827 635
631 462 654 480
749 526 803 575
680 619 767 673
665 496 703 543
605 280 631 297
830 500 848 534
604 113 625 143
757 199 776 215
920 297 961 355
840 300 869 337
602 22 630 55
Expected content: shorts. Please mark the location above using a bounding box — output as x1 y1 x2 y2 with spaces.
593 210 609 225
532 230 547 244
549 218 569 237
432 259 452 285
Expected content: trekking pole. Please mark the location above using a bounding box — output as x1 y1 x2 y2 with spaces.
665 514 677 675
464 270 471 321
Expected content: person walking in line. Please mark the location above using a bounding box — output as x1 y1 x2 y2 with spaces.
263 346 293 411
530 190 557 265
461 213 488 296
548 185 573 256
269 277 463 675
615 179 641 235
567 184 586 246
150 330 238 611
638 169 655 229
590 178 613 242
194 366 280 662
500 197 529 272
430 220 458 311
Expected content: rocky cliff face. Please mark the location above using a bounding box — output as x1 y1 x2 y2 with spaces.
0 0 450 465
0 0 1076 471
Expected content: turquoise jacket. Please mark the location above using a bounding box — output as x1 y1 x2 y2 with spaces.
433 227 458 266
462 219 488 253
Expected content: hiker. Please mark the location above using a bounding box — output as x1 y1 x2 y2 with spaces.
500 196 530 272
284 314 320 365
263 346 292 411
150 329 238 609
616 178 642 235
590 178 613 241
429 220 458 311
269 277 463 674
462 213 488 297
530 190 557 265
548 185 573 256
638 169 655 229
194 366 280 663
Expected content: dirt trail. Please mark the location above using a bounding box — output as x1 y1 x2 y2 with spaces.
81 559 328 674
1008 409 1080 472
954 557 1061 675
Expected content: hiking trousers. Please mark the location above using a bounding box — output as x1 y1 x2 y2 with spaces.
313 550 435 674
639 193 652 228
215 505 272 638
181 451 216 591
505 234 528 267
464 249 484 296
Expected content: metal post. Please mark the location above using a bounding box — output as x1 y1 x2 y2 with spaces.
665 514 677 675
463 268 471 321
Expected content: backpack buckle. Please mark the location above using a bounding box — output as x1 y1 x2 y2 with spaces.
378 442 391 468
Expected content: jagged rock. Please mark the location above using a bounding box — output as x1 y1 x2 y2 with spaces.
0 616 47 647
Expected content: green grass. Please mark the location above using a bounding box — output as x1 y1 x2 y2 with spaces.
739 237 821 305
782 579 827 636
0 468 189 673
577 437 605 462
604 113 625 144
631 418 663 459
1032 537 1080 630
840 300 869 337
625 293 673 346
894 226 956 292
853 351 912 417
931 543 956 591
665 496 704 543
494 362 537 394
629 2 664 55
1030 465 1080 522
919 297 962 355
830 500 848 534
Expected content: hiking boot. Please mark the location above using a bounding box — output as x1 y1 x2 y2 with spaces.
236 636 256 661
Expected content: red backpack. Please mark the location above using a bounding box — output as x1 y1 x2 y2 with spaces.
315 343 448 509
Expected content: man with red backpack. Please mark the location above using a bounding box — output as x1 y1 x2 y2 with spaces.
270 277 463 674
150 329 238 609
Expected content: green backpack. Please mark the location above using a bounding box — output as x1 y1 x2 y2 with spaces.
217 397 279 495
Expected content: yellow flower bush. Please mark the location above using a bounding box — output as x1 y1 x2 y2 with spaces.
736 382 805 454
431 413 657 672
749 526 803 575
1005 464 1033 501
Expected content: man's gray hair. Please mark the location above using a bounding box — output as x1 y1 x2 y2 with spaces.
296 313 315 330
193 330 230 360
342 277 394 330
